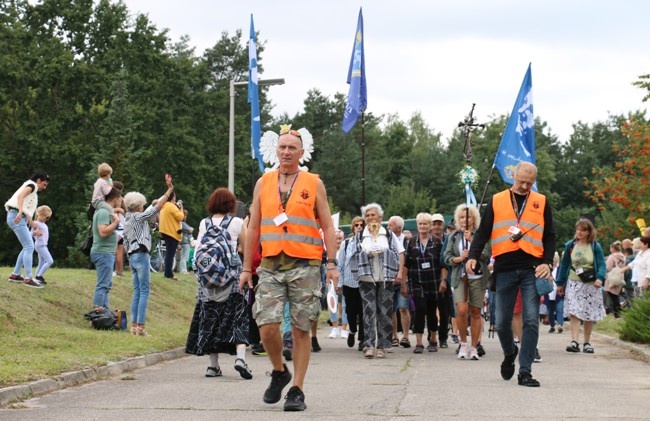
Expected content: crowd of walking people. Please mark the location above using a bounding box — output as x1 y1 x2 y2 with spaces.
5 132 650 412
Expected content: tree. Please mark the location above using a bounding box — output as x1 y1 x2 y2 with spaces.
587 114 650 225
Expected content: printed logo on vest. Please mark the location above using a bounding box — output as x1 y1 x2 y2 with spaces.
300 189 310 200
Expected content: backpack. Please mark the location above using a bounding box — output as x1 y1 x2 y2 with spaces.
84 308 119 330
193 216 241 289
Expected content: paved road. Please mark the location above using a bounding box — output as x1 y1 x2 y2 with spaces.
2 324 650 420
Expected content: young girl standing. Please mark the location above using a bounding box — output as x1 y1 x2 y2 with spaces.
32 205 54 285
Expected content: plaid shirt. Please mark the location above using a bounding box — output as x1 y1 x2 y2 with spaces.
404 235 444 296
349 231 400 282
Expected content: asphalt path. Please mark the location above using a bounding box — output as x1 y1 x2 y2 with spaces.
2 323 650 420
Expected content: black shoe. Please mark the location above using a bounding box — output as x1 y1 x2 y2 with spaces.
252 344 267 356
263 364 292 404
35 276 47 285
566 340 580 353
476 342 485 357
358 343 364 352
517 372 540 387
311 336 321 353
283 340 293 361
500 346 518 380
347 332 355 348
284 386 307 411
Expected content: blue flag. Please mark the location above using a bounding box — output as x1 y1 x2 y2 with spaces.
494 63 536 188
342 8 367 133
248 14 264 173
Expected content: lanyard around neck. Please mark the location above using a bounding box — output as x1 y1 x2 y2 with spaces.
277 171 300 213
509 190 530 223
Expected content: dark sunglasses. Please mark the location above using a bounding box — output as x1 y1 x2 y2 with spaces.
354 223 364 227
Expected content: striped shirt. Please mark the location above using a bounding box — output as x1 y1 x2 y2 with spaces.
337 237 359 288
124 205 160 255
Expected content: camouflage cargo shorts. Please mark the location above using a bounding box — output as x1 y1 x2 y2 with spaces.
253 265 322 332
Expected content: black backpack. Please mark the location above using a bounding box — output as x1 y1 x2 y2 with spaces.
84 308 119 330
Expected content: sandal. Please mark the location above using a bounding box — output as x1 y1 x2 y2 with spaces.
376 349 386 359
413 344 424 354
399 337 411 348
391 338 399 347
427 342 438 352
583 343 594 354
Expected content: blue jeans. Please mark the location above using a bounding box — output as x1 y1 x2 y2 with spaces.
91 252 115 309
495 268 539 374
129 252 151 324
6 210 34 278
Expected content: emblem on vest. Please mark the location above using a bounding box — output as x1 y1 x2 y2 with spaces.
532 201 539 209
300 189 310 200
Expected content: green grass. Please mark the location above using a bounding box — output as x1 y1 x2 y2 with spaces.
593 313 623 337
0 267 198 388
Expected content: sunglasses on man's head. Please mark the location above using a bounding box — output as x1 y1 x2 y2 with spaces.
279 128 302 138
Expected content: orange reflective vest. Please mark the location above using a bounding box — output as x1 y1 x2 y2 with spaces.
491 189 545 258
259 171 323 260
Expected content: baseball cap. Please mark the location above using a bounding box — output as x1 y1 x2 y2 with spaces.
432 213 444 223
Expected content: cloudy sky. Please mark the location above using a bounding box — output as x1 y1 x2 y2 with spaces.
122 0 649 142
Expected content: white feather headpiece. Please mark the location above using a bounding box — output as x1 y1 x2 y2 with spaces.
259 124 314 173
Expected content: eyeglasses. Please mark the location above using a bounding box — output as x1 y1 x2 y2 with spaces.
354 223 363 227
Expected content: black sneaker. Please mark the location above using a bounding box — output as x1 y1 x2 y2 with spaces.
234 358 253 380
500 346 518 380
205 366 222 377
282 340 293 361
534 348 543 362
517 372 540 387
263 364 292 404
284 386 307 411
439 340 448 349
311 336 321 353
35 276 47 285
566 340 580 353
476 342 485 357
252 344 267 356
347 331 355 348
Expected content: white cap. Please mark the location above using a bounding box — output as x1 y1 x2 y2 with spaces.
432 213 444 223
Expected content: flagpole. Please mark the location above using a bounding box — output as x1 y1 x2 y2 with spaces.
361 111 366 205
477 163 496 215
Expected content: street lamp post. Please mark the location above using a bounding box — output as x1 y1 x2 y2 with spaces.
228 77 285 192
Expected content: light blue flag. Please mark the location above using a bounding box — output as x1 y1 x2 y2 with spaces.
342 8 367 133
494 63 536 189
248 14 264 173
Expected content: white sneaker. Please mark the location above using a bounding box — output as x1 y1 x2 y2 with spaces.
458 343 469 359
340 330 349 339
328 327 340 339
469 347 480 360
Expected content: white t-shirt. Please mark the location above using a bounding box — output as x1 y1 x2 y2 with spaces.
195 215 244 251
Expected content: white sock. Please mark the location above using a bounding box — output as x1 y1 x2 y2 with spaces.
209 353 219 367
236 347 246 360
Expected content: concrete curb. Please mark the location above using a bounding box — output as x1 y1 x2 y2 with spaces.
0 347 186 407
592 331 650 362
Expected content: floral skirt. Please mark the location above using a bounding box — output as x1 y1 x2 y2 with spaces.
563 280 605 322
185 293 250 356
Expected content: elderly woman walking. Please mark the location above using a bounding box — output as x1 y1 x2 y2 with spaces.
350 203 404 359
123 174 174 336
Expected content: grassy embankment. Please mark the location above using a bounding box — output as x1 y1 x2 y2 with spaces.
0 267 197 388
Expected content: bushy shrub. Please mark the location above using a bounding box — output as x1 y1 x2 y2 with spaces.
618 292 650 344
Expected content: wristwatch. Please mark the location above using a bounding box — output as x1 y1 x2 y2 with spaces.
327 258 338 266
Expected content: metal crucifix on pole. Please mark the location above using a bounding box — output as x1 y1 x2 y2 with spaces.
458 103 486 164
456 103 486 302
